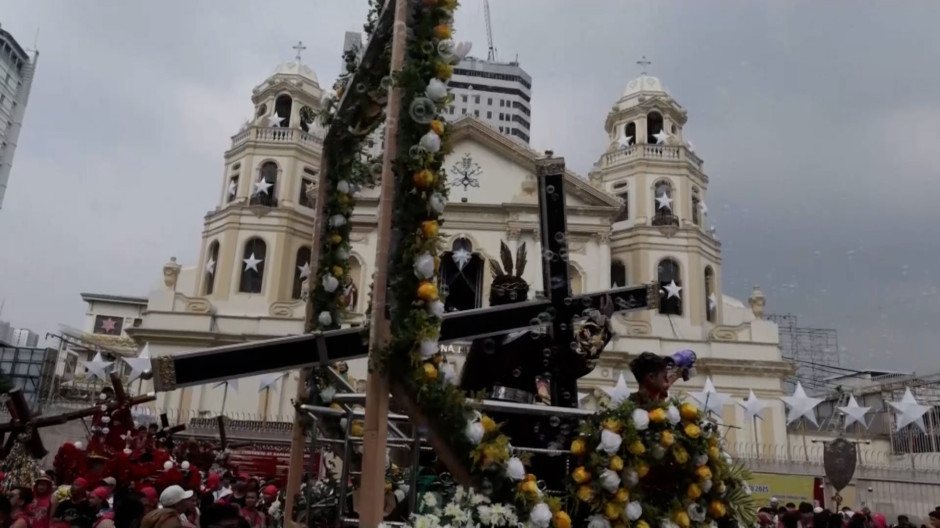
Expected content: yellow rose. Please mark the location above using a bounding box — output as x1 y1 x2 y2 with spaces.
413 169 436 189
571 438 587 456
635 462 649 478
716 482 727 495
572 466 591 484
628 440 646 456
329 233 342 245
709 501 728 518
385 482 392 491
329 402 342 410
660 430 675 447
417 281 439 301
525 473 537 482
604 502 621 520
436 62 453 80
338 194 350 206
423 362 438 380
680 403 699 421
350 421 364 436
421 220 439 238
576 485 594 502
648 408 667 423
696 466 713 481
332 265 344 278
687 483 702 500
430 120 445 135
673 447 689 464
433 24 452 39
554 511 572 528
609 455 624 472
520 480 539 497
614 488 629 503
637 522 650 528
481 444 504 466
684 423 702 439
481 415 497 434
709 446 721 460
602 417 622 433
675 511 691 528
708 436 719 448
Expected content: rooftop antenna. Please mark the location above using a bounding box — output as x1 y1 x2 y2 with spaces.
484 0 497 62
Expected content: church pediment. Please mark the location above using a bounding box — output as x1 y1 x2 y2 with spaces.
445 118 621 210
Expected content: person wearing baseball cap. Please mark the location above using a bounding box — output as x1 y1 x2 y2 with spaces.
139 487 158 515
30 473 54 528
159 486 196 528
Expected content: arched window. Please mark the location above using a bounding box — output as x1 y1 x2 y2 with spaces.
658 258 682 315
569 264 583 295
441 238 484 312
250 162 278 207
614 190 629 222
345 256 362 312
611 260 627 288
704 266 716 322
292 246 312 300
652 180 677 226
274 95 292 127
646 111 664 144
623 122 636 146
204 241 220 295
239 238 267 293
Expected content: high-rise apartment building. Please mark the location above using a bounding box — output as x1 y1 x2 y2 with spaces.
0 23 38 210
11 327 39 347
446 57 532 144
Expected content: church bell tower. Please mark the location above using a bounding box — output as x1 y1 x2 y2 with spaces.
591 63 723 337
193 44 325 317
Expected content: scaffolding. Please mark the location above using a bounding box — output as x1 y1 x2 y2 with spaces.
768 313 840 394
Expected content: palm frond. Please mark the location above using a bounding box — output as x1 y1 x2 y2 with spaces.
515 242 527 277
489 259 505 278
499 241 514 276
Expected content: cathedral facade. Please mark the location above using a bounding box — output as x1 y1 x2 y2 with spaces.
89 59 791 446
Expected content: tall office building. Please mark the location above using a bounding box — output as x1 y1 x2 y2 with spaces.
0 23 38 210
446 57 532 144
11 327 39 347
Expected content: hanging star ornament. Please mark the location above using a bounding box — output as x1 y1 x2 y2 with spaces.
653 129 670 144
253 179 273 195
655 192 672 210
780 382 824 426
699 201 708 216
838 394 872 430
452 248 472 271
123 344 152 383
618 134 632 150
888 388 930 433
258 372 286 392
205 258 216 275
298 262 312 279
688 377 731 417
84 352 113 383
738 390 771 422
266 113 285 127
227 180 237 197
243 253 263 272
663 280 682 300
603 373 633 406
707 293 718 312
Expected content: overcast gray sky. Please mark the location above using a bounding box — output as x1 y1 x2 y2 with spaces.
0 1 938 375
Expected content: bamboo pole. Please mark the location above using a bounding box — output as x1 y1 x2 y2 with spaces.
358 0 408 524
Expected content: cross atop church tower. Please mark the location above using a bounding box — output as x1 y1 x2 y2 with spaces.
637 55 652 75
292 40 307 63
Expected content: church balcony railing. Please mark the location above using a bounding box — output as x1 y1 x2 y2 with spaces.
601 144 702 170
249 194 278 207
230 126 324 151
651 213 679 227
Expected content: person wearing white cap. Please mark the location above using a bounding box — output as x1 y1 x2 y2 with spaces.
158 486 196 528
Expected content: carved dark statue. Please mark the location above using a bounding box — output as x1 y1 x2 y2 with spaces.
459 240 613 492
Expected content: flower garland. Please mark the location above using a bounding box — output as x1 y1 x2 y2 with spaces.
567 399 756 528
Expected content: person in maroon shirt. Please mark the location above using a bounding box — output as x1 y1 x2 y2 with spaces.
239 491 263 528
27 476 52 528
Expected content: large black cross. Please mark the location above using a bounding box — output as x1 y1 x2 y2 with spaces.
150 157 658 392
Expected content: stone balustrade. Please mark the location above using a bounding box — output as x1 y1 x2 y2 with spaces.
602 144 703 170
230 126 324 151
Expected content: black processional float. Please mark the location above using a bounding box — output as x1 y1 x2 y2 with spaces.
150 157 658 392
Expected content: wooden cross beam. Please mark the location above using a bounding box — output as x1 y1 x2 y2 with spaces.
154 412 186 449
2 390 45 458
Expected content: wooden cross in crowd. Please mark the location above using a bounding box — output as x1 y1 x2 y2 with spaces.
149 1 659 523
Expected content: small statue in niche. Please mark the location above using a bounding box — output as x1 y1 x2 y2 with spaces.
342 278 359 311
163 257 181 289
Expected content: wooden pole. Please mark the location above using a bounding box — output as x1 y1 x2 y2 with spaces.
800 420 810 462
358 1 408 525
752 416 760 460
262 387 270 424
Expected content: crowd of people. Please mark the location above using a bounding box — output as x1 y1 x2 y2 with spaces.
0 470 286 528
756 500 940 528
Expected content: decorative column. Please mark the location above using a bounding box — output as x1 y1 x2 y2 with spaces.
595 232 611 290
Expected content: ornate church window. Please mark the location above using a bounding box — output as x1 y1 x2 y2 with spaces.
441 237 483 312
610 260 627 288
204 241 220 295
292 246 312 300
624 122 636 146
658 258 682 316
227 175 239 204
614 191 629 222
704 266 716 322
652 180 677 227
646 111 664 143
274 95 293 126
239 238 266 294
250 162 279 207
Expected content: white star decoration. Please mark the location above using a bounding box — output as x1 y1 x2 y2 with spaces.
123 344 152 383
655 192 672 210
258 372 286 392
888 388 930 433
699 201 708 216
205 258 216 275
838 394 872 430
452 249 472 271
227 181 237 197
253 179 273 195
298 262 312 279
213 379 239 393
603 373 633 406
707 293 718 312
739 390 771 422
266 113 285 127
577 392 590 409
84 352 113 383
653 129 670 144
243 253 263 272
618 134 632 149
663 280 682 300
688 377 731 418
780 382 824 426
